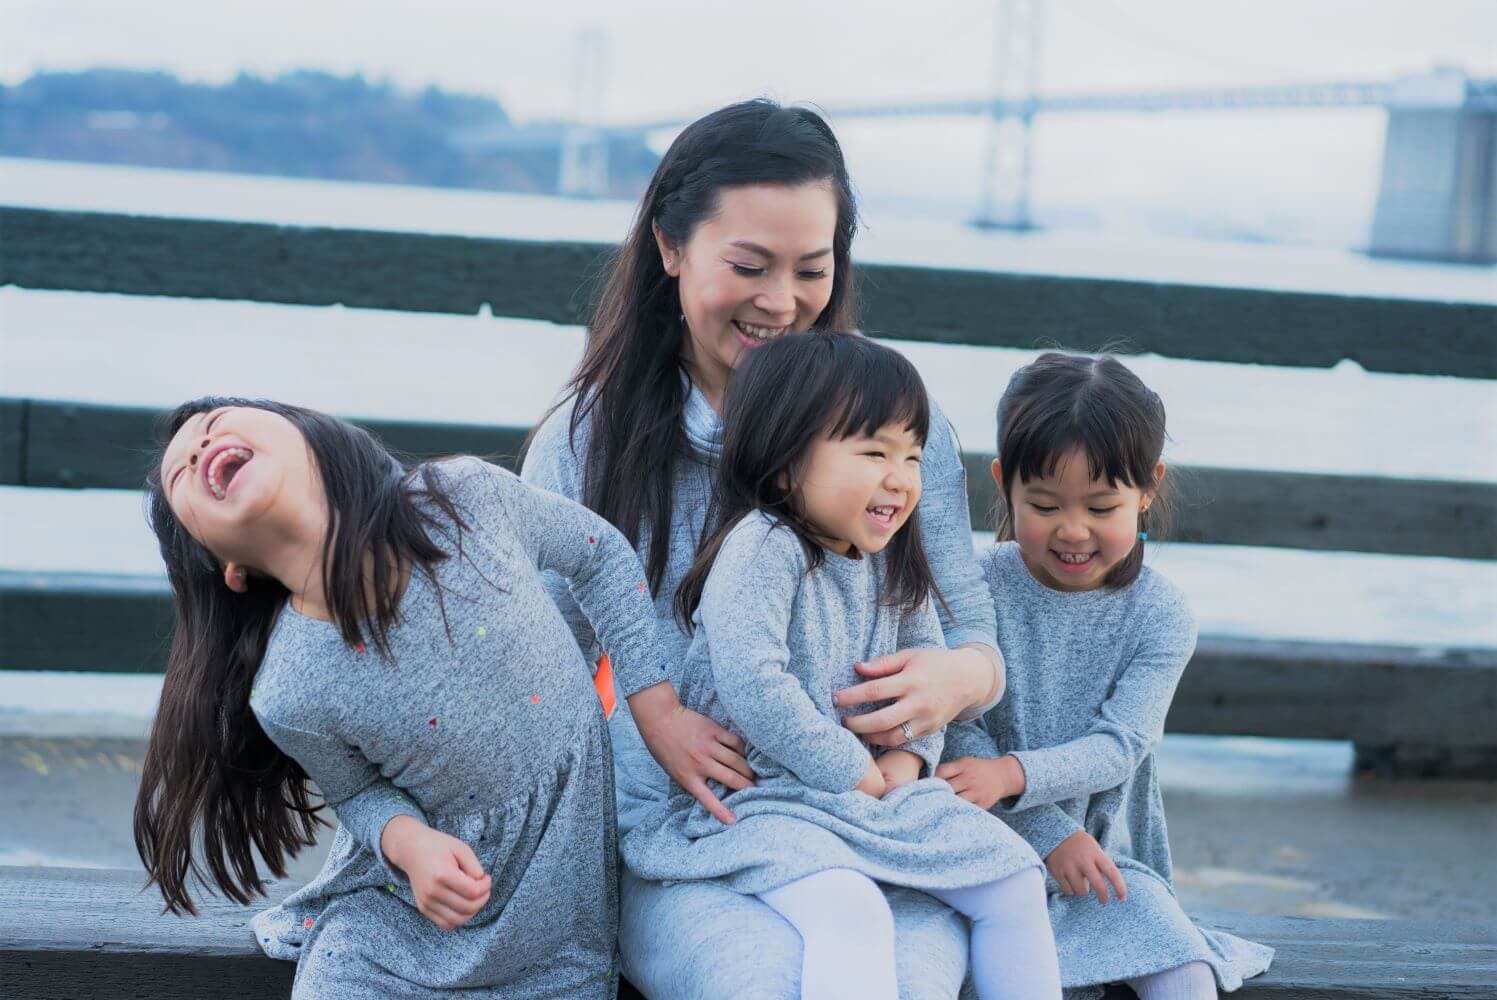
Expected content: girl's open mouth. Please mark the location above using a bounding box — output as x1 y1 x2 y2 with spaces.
1052 550 1097 574
865 504 900 531
206 446 253 501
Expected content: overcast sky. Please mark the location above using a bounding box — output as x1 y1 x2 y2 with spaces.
7 1 1494 121
6 1 1495 245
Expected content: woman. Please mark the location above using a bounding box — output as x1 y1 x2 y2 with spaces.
522 99 1004 998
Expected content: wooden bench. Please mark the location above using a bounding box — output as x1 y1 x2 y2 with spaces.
3 866 1494 999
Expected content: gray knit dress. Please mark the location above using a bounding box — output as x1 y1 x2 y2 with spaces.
248 458 667 999
621 510 1041 896
522 380 999 999
946 542 1274 998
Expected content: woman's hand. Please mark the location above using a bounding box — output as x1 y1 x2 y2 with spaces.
629 681 754 825
1045 831 1128 905
875 749 923 792
381 814 492 929
835 645 998 747
934 754 1026 810
855 758 888 798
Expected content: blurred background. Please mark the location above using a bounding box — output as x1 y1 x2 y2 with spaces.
1 0 1494 929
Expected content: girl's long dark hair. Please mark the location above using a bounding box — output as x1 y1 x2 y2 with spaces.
549 98 860 594
676 332 944 628
134 397 465 915
994 353 1170 589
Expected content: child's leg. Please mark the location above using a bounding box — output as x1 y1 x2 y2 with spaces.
927 867 1062 1000
1126 961 1218 1000
758 868 900 1000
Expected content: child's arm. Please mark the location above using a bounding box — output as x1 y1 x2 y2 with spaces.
491 465 667 698
1001 597 1196 812
933 716 1090 862
704 520 876 794
493 464 755 822
517 423 599 659
254 712 492 928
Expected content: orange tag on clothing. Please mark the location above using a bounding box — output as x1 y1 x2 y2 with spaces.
595 653 618 719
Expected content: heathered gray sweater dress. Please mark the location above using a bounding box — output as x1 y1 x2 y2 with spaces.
946 542 1274 997
248 458 667 999
522 380 1000 999
621 510 1040 895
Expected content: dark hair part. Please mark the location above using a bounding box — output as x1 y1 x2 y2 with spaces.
547 98 860 594
134 396 466 915
994 352 1169 589
677 332 944 627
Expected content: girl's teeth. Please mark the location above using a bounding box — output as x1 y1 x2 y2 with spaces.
1055 551 1093 565
208 447 253 500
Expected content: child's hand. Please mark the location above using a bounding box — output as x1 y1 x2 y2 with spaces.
1045 831 1128 905
875 749 923 791
381 814 493 929
935 755 1026 810
629 681 754 825
855 758 888 798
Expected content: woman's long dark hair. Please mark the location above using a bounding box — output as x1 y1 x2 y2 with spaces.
994 353 1170 589
676 332 944 628
134 397 465 915
549 98 861 594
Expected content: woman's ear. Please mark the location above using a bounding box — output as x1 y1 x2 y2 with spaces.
222 562 250 594
653 221 681 277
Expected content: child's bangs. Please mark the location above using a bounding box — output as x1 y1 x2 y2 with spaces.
823 350 930 444
1005 397 1152 491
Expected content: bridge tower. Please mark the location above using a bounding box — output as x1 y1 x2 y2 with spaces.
973 0 1046 230
1369 69 1496 264
559 28 610 199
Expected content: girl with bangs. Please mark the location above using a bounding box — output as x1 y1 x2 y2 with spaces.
623 332 1062 1000
937 353 1274 999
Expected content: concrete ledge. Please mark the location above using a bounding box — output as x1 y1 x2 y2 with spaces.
2 867 1494 999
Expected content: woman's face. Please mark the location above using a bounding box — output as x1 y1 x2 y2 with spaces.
158 405 319 572
661 182 839 397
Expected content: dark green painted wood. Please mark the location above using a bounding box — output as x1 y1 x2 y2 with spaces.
4 206 1494 378
6 570 1494 749
959 452 1497 560
0 398 24 486
7 399 1491 559
3 867 1493 999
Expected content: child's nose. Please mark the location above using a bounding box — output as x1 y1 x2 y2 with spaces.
1056 518 1089 542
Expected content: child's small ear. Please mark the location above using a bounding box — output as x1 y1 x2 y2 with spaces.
222 562 250 594
989 458 1002 489
1145 461 1168 508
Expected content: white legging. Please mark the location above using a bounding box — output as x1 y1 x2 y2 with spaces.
1127 961 1218 1000
758 866 1062 1000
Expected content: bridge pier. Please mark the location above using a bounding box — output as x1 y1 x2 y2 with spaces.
1369 70 1495 264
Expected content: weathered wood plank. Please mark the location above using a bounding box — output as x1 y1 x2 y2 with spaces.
8 399 1494 560
4 206 1494 378
5 570 1495 751
2 868 1493 999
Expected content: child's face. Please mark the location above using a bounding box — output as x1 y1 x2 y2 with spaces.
662 182 838 392
796 422 924 557
158 406 320 573
1001 446 1163 592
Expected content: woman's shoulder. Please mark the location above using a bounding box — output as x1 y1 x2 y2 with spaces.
522 393 591 496
977 540 1023 589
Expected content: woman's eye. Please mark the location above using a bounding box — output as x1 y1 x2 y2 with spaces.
798 269 828 280
729 263 764 277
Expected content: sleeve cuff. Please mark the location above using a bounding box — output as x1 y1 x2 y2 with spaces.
342 788 427 880
1001 806 1083 860
1003 749 1053 812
